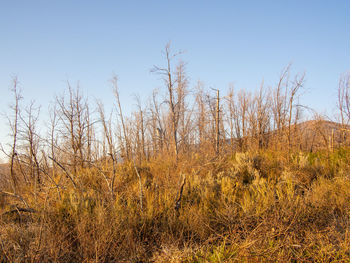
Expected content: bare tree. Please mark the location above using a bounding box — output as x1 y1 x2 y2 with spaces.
237 89 250 151
7 77 22 191
97 101 117 196
271 65 304 151
252 83 271 149
134 95 147 162
272 65 290 133
195 82 208 149
56 83 90 174
226 85 237 153
287 73 304 151
175 62 191 154
149 89 166 155
19 101 42 187
112 76 130 161
337 72 350 145
152 43 186 158
211 89 220 154
47 103 60 191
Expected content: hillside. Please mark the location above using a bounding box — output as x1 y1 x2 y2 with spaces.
225 119 350 153
1 74 350 261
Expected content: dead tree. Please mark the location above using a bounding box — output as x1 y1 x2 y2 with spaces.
152 43 187 158
19 101 42 187
251 84 271 149
237 90 250 151
211 89 220 155
134 95 147 162
271 65 304 152
149 90 166 155
226 85 247 153
97 101 117 197
47 104 59 183
7 77 22 190
56 84 90 174
287 73 304 151
175 62 191 154
337 72 350 145
112 76 131 160
195 82 209 149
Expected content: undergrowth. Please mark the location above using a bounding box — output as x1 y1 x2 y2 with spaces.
1 148 350 262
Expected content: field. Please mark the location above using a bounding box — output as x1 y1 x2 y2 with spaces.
1 57 350 262
1 148 350 262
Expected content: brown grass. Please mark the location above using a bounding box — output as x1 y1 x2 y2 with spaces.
1 149 350 262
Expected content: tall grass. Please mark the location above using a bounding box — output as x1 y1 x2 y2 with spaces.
1 148 350 262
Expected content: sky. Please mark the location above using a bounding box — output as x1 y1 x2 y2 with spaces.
0 0 349 161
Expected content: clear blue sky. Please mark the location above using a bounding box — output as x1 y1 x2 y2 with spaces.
1 1 349 160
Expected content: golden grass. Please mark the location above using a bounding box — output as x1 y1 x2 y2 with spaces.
1 149 350 262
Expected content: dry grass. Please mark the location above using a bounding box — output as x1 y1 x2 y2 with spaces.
1 148 350 262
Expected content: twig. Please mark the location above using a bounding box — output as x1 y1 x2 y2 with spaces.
1 206 36 216
175 174 186 214
48 156 77 188
133 161 143 212
11 155 63 200
0 190 30 209
89 161 114 199
0 239 11 262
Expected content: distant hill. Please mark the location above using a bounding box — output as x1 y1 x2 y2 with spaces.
295 120 349 151
225 120 350 152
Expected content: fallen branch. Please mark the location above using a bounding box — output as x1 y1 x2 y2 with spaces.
0 190 30 209
1 206 36 216
175 174 186 214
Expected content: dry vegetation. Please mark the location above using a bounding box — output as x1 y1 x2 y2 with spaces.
1 46 350 262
